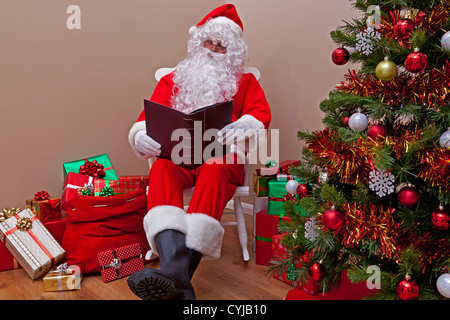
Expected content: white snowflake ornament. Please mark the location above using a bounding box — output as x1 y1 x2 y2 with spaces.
369 169 395 197
356 28 381 55
305 216 319 242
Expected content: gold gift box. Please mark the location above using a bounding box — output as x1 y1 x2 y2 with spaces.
43 263 82 291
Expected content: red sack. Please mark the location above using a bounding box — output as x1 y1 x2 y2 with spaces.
61 189 150 274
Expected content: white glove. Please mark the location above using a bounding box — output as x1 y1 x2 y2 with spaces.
134 130 161 158
218 121 254 145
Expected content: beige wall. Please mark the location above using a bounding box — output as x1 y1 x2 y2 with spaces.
0 0 358 209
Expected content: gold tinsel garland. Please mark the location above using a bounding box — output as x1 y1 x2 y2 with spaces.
337 64 450 108
341 203 400 259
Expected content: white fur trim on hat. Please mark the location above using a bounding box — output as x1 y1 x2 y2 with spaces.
189 16 243 37
143 205 188 258
185 213 225 260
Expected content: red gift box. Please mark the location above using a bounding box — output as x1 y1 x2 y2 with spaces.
285 270 375 300
0 218 66 273
93 179 143 196
272 234 321 295
277 160 301 174
97 243 144 283
61 172 100 208
254 209 290 265
256 160 301 176
119 176 150 190
62 173 147 208
0 242 20 272
25 197 61 223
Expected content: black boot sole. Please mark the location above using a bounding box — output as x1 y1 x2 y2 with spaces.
127 268 180 300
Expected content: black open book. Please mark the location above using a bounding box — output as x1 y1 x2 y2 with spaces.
144 99 233 170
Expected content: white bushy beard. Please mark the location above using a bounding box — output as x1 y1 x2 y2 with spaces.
171 22 248 113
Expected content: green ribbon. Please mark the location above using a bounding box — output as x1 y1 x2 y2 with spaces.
286 262 298 281
255 236 273 242
94 180 115 197
265 159 278 167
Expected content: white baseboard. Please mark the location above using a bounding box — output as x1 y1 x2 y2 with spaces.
225 200 253 215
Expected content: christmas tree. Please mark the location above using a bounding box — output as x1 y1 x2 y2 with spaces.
269 0 450 300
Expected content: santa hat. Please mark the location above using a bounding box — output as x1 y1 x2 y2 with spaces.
189 4 243 37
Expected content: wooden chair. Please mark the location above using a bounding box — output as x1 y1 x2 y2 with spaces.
149 67 261 261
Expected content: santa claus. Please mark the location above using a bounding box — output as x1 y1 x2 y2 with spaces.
127 4 271 300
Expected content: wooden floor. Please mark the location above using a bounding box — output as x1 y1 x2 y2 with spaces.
0 212 292 300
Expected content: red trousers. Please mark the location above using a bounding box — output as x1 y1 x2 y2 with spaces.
147 154 245 220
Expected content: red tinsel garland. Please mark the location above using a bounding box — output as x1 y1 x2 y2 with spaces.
379 4 450 46
417 148 450 193
337 62 450 108
340 203 400 259
396 231 450 273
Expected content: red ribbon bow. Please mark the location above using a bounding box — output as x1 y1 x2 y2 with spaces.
34 190 50 201
78 159 106 178
283 193 295 202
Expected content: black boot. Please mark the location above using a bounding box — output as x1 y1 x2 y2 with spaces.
188 249 203 280
127 229 194 300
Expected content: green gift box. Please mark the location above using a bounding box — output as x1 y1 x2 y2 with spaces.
63 154 118 181
267 179 308 217
253 173 274 197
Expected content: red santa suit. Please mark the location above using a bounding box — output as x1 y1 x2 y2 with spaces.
129 71 270 257
128 4 270 266
126 4 271 301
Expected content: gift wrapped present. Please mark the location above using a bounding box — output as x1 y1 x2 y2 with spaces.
272 234 321 295
62 173 145 208
97 243 144 283
284 270 375 300
0 210 67 273
25 191 61 223
276 174 298 181
254 209 290 265
277 160 300 174
0 208 65 279
255 160 300 176
93 179 143 196
0 241 20 272
61 172 99 208
119 175 150 190
267 178 308 217
253 173 273 197
63 154 118 181
43 263 82 291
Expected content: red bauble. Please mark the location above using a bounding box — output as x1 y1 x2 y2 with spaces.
332 48 350 65
297 183 312 198
322 208 344 230
341 116 350 126
394 19 415 39
398 186 421 208
430 206 450 231
308 262 326 281
396 277 420 300
405 50 428 73
367 124 388 141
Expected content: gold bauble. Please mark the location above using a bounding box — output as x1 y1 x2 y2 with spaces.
375 57 397 81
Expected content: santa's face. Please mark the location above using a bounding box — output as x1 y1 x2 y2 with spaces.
171 21 248 113
203 39 227 54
